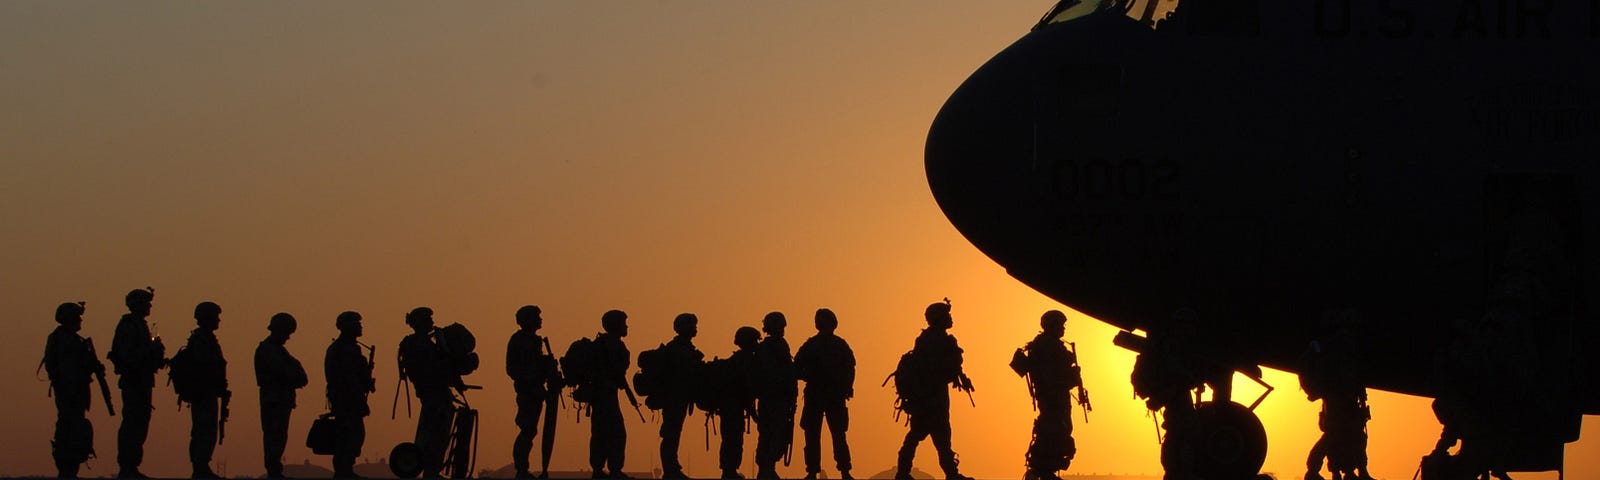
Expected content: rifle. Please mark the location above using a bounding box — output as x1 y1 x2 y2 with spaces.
1069 342 1092 423
85 338 116 416
540 336 561 478
956 372 976 407
621 378 646 422
219 390 232 444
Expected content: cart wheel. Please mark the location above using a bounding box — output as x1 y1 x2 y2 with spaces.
390 442 423 478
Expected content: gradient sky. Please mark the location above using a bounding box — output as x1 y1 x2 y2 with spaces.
1 2 1592 479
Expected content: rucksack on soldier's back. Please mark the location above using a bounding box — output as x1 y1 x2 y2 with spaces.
167 346 199 402
632 344 666 403
883 348 936 416
436 323 479 376
561 337 598 401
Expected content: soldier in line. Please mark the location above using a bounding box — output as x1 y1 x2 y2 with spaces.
507 306 560 479
1014 311 1084 480
179 302 231 478
893 301 976 480
43 302 108 478
399 307 465 478
794 308 856 480
1301 311 1372 480
588 310 633 478
1130 310 1206 480
754 312 798 480
657 313 705 480
107 288 164 478
327 311 376 478
256 313 309 479
718 327 763 480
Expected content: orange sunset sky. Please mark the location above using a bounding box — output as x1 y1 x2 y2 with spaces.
1 2 1593 479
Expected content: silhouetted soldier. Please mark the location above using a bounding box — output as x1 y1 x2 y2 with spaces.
794 308 855 480
1014 311 1084 480
893 302 975 480
44 302 108 478
507 306 561 479
718 327 762 480
1130 310 1205 480
399 307 466 478
327 311 376 478
107 288 164 478
657 313 705 480
256 313 309 478
585 310 632 478
754 312 798 480
176 302 231 478
1300 310 1372 480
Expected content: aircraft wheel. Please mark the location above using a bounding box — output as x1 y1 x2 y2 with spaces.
390 442 423 478
1191 401 1268 480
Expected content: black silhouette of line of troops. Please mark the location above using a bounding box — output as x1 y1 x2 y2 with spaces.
42 288 1373 480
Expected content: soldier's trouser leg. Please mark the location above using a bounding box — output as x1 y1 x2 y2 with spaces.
117 386 153 471
801 400 825 474
927 411 959 475
332 414 366 477
588 392 626 474
1028 396 1073 474
826 401 852 473
190 396 220 469
896 415 932 476
416 393 454 476
261 401 292 477
719 410 746 475
755 399 793 471
53 387 92 478
659 403 688 475
513 390 543 474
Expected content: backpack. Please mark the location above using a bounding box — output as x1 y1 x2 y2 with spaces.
632 344 666 402
883 349 937 416
436 323 479 376
167 346 199 402
694 356 735 415
561 337 598 401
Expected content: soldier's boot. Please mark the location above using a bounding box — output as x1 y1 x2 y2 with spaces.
757 465 780 480
516 470 536 479
1305 470 1326 480
840 471 854 480
722 470 746 480
117 467 149 478
661 470 688 480
803 473 818 480
894 445 917 480
193 463 221 479
53 458 79 479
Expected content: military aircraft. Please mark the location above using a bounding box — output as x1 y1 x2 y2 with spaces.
924 0 1597 478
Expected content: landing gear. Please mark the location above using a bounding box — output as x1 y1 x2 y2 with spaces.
1167 401 1268 480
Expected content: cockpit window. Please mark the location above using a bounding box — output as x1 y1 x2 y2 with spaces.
1032 0 1179 30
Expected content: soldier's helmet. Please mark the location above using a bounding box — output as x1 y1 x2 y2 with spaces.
516 305 542 328
673 313 698 335
336 311 363 331
762 311 786 333
924 300 953 326
125 288 154 308
55 302 85 324
735 326 761 348
1041 310 1067 328
195 301 222 319
268 312 297 334
601 309 628 333
405 307 434 329
814 308 838 332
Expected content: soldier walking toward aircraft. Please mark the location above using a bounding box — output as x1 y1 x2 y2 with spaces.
327 311 376 478
754 312 798 480
587 310 633 478
44 302 109 478
794 308 856 480
1010 310 1086 480
507 305 561 479
256 313 309 478
1300 310 1372 480
399 307 465 478
108 288 164 478
1130 310 1206 480
655 313 705 479
172 302 230 478
716 327 762 479
892 300 975 480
